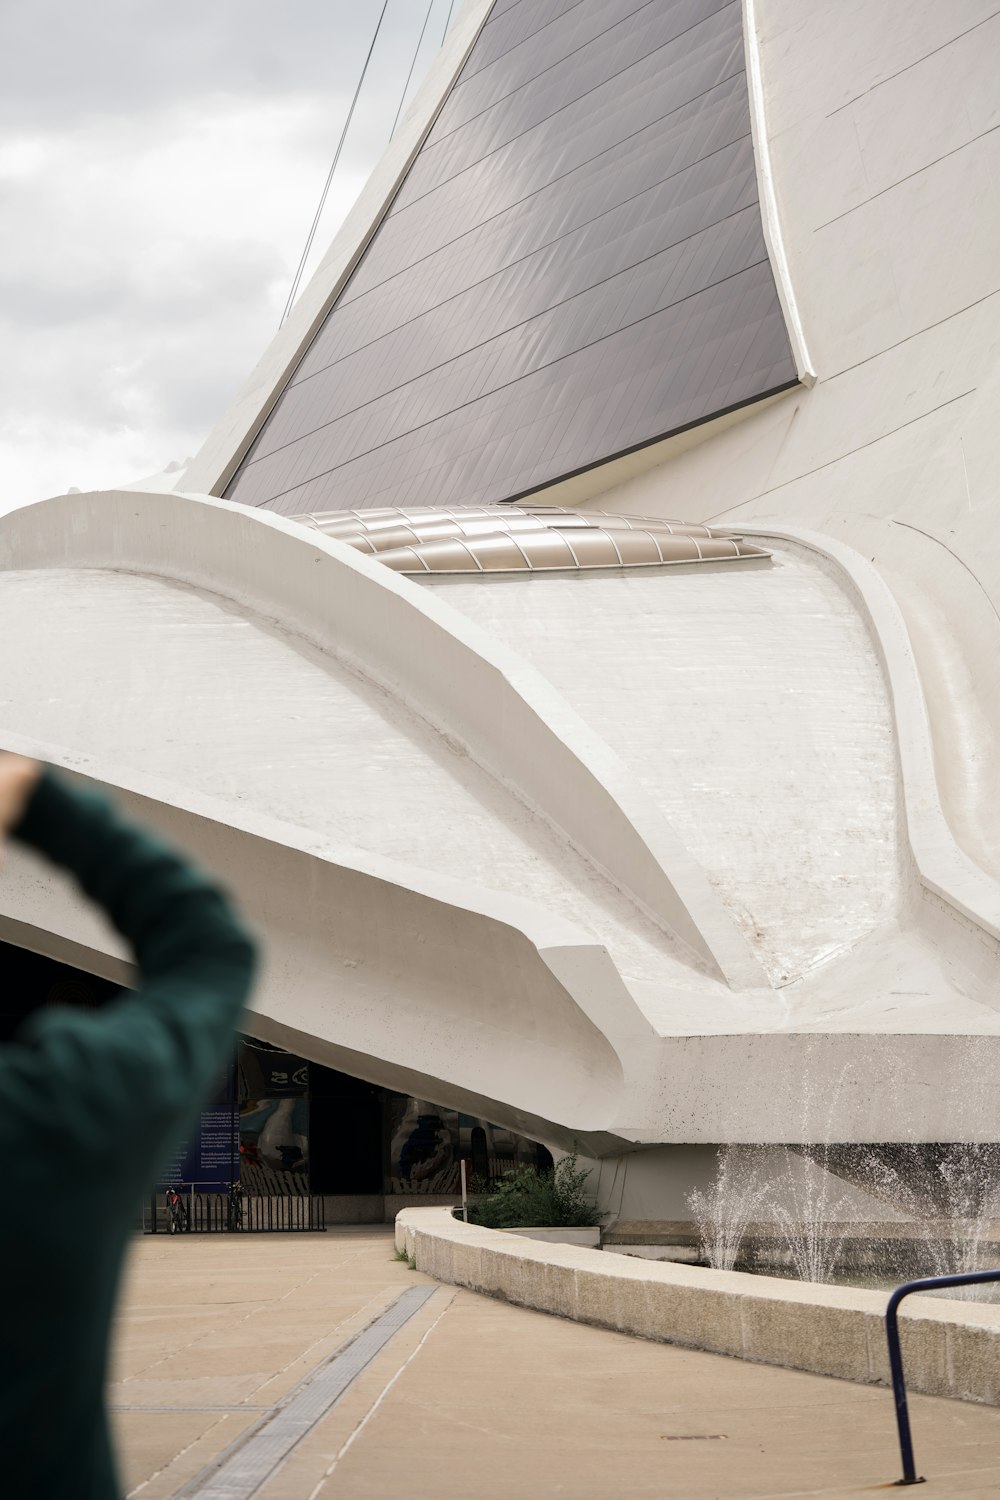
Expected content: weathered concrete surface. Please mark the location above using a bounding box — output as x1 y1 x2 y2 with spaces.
112 1229 1000 1499
431 550 903 988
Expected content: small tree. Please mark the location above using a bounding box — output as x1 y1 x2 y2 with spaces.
470 1154 601 1228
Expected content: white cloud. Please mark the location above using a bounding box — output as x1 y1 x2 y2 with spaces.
1 0 453 508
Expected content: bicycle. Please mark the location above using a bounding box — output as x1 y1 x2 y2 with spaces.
164 1185 189 1234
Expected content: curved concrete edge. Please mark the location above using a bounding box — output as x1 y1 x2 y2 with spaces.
396 1207 1000 1404
180 0 497 498
741 525 1000 946
741 0 817 387
0 727 621 963
0 730 638 1138
0 488 765 991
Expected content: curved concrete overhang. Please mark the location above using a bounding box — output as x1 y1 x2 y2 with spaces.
7 737 1000 1146
0 487 763 990
5 740 1000 1145
0 734 637 1150
6 495 1000 1144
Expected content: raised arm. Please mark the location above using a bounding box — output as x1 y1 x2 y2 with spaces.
1 765 257 1196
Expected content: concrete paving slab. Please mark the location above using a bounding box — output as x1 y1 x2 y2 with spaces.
111 1230 1000 1499
112 1374 277 1409
111 1409 260 1499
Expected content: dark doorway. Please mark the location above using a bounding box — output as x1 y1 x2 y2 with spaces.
308 1064 384 1195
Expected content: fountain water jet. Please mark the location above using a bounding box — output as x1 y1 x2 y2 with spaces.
767 1147 854 1284
687 1044 1000 1290
687 1146 770 1271
689 1141 1000 1292
853 1142 1000 1293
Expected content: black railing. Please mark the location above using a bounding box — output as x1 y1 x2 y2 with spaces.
486 1154 519 1184
143 1191 325 1234
885 1268 1000 1485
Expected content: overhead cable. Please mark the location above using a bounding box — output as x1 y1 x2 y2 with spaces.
279 0 390 328
443 0 457 44
391 0 437 139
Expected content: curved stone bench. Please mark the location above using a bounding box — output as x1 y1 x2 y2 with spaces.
396 1207 1000 1405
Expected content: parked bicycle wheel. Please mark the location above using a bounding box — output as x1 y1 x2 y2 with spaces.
165 1186 188 1234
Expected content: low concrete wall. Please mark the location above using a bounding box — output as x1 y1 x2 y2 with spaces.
396 1208 1000 1405
383 1195 461 1223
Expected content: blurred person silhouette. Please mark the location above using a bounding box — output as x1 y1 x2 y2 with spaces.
0 754 257 1498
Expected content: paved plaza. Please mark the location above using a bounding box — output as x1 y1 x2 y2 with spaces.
111 1227 1000 1499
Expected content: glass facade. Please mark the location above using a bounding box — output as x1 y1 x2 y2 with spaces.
386 1095 549 1197
238 1040 310 1194
226 0 797 517
235 1040 551 1199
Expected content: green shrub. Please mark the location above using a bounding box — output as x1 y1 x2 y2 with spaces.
469 1154 601 1229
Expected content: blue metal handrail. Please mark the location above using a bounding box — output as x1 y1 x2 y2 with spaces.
886 1268 1000 1485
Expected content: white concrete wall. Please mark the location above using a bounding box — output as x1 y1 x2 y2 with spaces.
571 0 1000 894
426 548 904 986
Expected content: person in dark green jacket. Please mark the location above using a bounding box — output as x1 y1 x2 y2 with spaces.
0 754 257 1499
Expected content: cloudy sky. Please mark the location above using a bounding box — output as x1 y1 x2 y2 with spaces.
0 0 456 510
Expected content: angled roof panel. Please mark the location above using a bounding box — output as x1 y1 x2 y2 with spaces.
226 0 797 516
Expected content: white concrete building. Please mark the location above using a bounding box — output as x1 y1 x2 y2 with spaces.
3 0 1000 1213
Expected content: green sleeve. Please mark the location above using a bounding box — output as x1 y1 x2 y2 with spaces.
0 771 257 1193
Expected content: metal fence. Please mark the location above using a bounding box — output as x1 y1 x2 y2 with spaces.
485 1154 519 1183
142 1190 326 1234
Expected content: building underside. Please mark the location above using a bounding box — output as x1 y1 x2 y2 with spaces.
4 0 1000 1209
